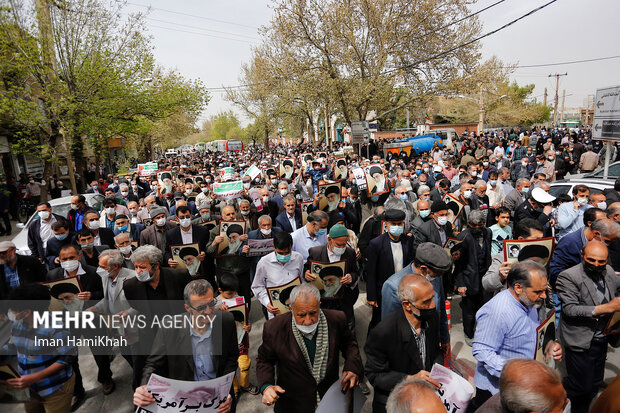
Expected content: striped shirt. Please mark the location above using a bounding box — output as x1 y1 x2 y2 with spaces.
472 289 539 394
3 323 77 397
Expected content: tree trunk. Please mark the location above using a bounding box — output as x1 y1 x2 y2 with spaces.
263 125 269 149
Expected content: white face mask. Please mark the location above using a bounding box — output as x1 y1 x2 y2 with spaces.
201 187 209 193
155 218 166 227
243 183 251 189
260 228 271 236
105 207 115 215
280 189 288 196
436 216 449 226
38 210 51 220
185 190 192 196
136 269 153 282
89 220 101 230
179 218 192 228
576 197 588 205
121 191 129 196
332 246 346 256
129 209 138 216
240 210 250 216
295 319 319 335
119 245 132 255
61 260 79 272
96 267 109 278
598 202 607 210
463 190 472 199
262 196 269 203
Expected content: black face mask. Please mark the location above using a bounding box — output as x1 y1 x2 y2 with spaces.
583 261 606 280
413 305 436 321
470 227 484 237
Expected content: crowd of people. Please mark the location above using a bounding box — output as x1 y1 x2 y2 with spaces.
1 126 619 413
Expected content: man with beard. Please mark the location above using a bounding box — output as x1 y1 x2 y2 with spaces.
468 261 562 412
369 165 386 194
557 241 620 413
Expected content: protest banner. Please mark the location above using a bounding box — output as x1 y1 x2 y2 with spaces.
138 163 158 177
429 363 474 412
351 167 367 190
244 164 261 180
220 167 235 181
246 238 274 257
140 372 234 413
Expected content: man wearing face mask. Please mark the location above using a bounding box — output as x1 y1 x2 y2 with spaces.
139 207 176 253
410 199 432 233
514 187 556 234
257 283 362 413
365 274 442 413
247 215 282 283
556 184 592 239
413 200 454 249
556 241 620 413
236 198 258 231
271 181 291 211
454 210 492 344
113 213 145 243
504 178 530 215
28 202 66 264
469 261 562 412
46 244 105 405
81 210 115 250
123 245 191 389
381 243 452 349
0 241 45 301
411 185 431 217
304 224 360 330
366 209 415 332
291 210 329 262
164 205 209 269
115 232 136 269
252 231 304 320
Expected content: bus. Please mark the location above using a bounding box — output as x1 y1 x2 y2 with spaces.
226 140 243 152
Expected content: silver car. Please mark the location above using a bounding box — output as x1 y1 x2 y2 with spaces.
13 193 105 256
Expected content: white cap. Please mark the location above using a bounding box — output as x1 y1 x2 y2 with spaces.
433 165 442 173
531 187 555 204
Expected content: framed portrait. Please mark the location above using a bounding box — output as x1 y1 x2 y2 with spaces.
279 158 297 181
309 260 346 298
535 312 557 369
0 364 38 403
333 158 348 181
604 311 620 335
157 170 175 195
364 164 388 197
198 219 217 232
380 220 388 234
217 221 247 256
266 277 301 315
318 182 342 212
131 241 139 248
442 193 465 224
40 276 83 312
227 302 249 345
300 153 313 171
170 243 200 273
264 167 277 180
503 237 555 266
443 237 464 258
300 201 313 225
317 151 328 160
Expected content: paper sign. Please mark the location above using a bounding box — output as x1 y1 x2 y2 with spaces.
315 380 366 413
244 165 261 180
138 163 158 177
429 363 474 412
351 167 367 190
247 238 274 257
220 167 235 181
141 372 234 413
213 181 243 200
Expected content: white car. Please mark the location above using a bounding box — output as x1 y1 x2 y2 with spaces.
13 193 105 256
548 178 614 199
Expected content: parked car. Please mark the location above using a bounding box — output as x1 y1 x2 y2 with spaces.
13 193 105 256
583 161 620 179
548 178 614 199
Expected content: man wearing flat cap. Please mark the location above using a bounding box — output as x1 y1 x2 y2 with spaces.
304 224 360 331
0 240 46 302
366 209 414 332
381 242 452 349
414 200 454 250
139 206 176 253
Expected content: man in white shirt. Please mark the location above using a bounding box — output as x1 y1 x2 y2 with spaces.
252 231 304 319
291 210 329 262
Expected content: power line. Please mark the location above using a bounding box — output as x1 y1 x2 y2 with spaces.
512 54 620 68
125 1 259 30
149 25 255 44
145 17 260 40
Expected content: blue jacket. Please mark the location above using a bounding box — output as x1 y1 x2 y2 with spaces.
381 263 450 344
548 227 585 287
275 209 303 233
306 165 330 192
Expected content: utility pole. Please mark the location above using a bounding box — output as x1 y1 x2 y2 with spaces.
549 73 567 126
543 87 548 107
585 95 590 125
406 107 410 130
478 86 484 135
560 89 566 124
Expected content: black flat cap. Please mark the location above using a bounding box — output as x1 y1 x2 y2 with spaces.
431 200 449 213
415 242 452 272
385 209 406 222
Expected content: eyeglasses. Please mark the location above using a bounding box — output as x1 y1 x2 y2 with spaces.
188 301 216 312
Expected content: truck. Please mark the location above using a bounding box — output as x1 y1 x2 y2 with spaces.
164 149 179 159
382 130 455 157
226 140 243 152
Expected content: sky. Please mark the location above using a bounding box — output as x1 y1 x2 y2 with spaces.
124 0 620 127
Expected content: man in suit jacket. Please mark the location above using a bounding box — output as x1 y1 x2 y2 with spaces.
557 241 620 413
275 195 302 233
247 215 282 282
365 274 442 413
122 245 191 389
504 179 529 215
0 241 46 302
27 202 68 263
365 209 414 332
82 210 116 249
414 200 454 249
164 206 210 277
132 279 237 412
257 284 362 413
139 206 176 252
304 224 359 330
455 209 493 341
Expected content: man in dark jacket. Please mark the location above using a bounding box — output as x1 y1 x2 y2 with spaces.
247 215 282 283
365 274 442 413
27 202 68 264
257 284 362 413
0 241 46 302
413 200 454 249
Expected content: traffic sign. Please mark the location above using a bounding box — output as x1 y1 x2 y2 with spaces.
593 85 620 140
350 121 370 144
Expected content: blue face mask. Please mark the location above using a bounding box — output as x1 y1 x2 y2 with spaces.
117 225 128 232
419 210 430 218
351 179 356 185
415 170 422 176
275 252 291 263
389 225 404 237
399 194 408 201
371 195 380 203
488 180 497 186
521 187 530 194
316 228 327 236
201 213 210 220
55 233 68 241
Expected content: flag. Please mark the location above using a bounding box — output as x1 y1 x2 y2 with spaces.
424 112 431 122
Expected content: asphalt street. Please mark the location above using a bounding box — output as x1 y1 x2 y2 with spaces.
3 220 618 412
